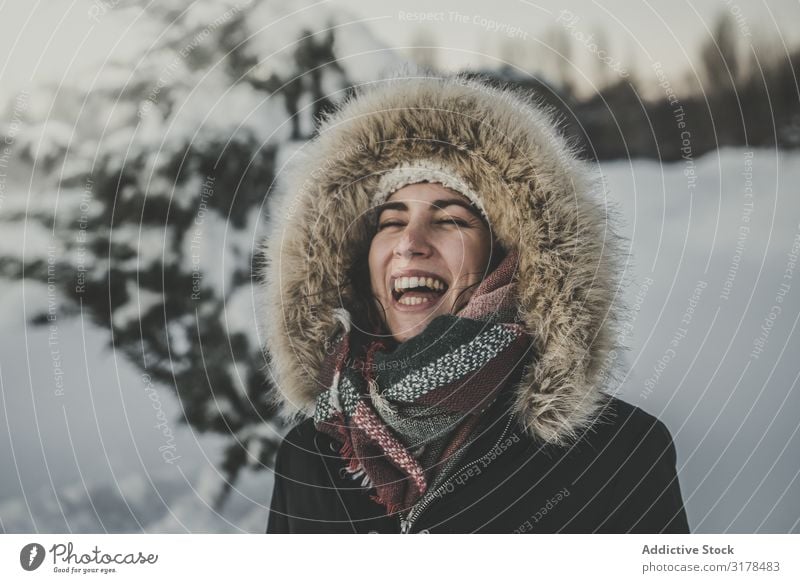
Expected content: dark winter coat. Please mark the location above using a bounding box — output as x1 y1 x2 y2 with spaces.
266 388 688 533
258 69 690 534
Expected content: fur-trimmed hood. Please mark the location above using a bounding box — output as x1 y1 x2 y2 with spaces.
259 69 625 445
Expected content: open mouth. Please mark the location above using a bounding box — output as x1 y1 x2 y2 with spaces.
390 274 449 307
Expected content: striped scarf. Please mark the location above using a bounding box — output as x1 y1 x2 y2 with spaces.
313 250 532 515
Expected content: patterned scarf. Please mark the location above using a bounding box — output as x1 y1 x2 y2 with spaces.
313 250 532 515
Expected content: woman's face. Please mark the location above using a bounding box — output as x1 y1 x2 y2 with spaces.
368 182 493 342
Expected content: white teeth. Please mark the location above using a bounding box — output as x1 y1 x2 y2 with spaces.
398 295 431 306
393 275 447 292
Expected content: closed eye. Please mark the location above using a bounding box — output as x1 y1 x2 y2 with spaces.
377 221 404 230
377 218 471 230
438 218 469 226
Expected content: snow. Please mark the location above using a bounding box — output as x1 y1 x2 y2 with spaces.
330 20 403 84
243 0 400 84
227 362 248 398
0 221 59 263
0 276 271 533
112 280 164 329
221 283 260 346
167 76 291 151
168 318 192 358
112 224 175 272
17 121 75 165
295 91 315 137
245 0 319 80
180 209 235 295
180 0 248 33
595 147 800 533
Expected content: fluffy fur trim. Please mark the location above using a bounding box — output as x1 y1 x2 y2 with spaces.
258 67 627 445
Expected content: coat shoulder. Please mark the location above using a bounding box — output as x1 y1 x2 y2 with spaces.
281 417 320 449
273 418 333 481
592 397 689 533
590 396 676 446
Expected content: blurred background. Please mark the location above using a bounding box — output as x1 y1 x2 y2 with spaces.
0 0 798 533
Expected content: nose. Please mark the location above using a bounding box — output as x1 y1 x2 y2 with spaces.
393 223 432 260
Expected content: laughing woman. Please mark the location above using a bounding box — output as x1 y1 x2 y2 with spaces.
259 71 690 534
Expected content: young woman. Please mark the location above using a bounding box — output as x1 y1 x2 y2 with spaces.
259 71 690 533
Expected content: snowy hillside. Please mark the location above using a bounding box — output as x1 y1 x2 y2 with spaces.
601 147 800 533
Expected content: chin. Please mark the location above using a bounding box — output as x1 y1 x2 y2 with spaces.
388 312 443 342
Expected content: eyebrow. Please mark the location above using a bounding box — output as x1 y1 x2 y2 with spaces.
375 198 482 219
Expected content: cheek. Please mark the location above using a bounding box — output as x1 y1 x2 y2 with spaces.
442 233 492 278
367 241 385 294
472 231 493 271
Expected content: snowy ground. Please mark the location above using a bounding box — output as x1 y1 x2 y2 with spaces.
599 147 800 533
1 146 798 533
0 278 273 533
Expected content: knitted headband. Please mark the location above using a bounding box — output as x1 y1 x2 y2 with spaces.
371 158 490 223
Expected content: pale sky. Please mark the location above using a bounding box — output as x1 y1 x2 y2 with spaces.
1 0 798 105
336 0 800 96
